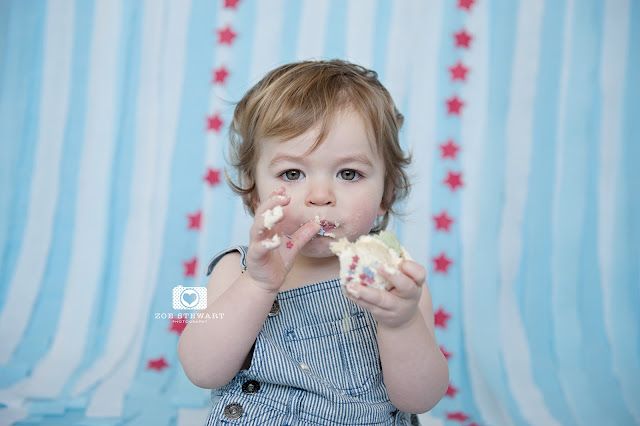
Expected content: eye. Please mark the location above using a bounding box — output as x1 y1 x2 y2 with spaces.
339 169 360 181
282 170 304 181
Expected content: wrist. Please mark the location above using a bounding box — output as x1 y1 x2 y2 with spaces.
377 310 423 333
238 272 280 298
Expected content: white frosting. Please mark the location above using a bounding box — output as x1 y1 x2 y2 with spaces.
261 234 281 249
261 205 283 230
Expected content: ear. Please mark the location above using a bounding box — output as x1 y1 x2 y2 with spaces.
377 185 392 217
250 191 260 213
377 202 387 217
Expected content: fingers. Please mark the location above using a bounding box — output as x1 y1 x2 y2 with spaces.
345 282 389 308
251 187 289 238
377 262 424 299
287 220 322 249
344 261 426 312
400 261 426 287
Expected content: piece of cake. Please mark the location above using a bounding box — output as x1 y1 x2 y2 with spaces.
329 231 412 291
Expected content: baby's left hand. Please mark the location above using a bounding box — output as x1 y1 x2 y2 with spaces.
344 260 425 329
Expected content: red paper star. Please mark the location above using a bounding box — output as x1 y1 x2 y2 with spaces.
446 95 465 115
187 210 202 230
457 0 475 11
147 356 169 371
446 382 459 398
224 0 241 9
444 171 464 191
433 252 453 273
183 257 198 277
206 114 224 132
217 25 237 45
449 61 469 82
433 211 454 232
440 139 460 160
212 66 229 84
440 345 452 360
454 29 472 48
204 168 222 186
169 318 187 334
434 307 451 328
468 423 483 426
446 411 470 422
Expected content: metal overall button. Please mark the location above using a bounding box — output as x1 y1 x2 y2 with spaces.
268 300 280 317
241 380 260 394
223 403 243 420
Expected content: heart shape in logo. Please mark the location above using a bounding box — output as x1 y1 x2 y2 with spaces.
182 291 197 306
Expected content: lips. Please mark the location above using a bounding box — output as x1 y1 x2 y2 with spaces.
320 222 335 231
313 217 339 238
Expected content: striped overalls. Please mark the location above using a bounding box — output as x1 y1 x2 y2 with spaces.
204 247 413 425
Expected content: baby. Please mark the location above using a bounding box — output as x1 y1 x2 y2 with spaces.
178 59 449 425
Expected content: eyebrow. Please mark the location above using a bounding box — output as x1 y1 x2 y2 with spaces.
268 153 374 168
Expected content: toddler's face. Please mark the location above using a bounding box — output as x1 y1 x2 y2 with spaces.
253 108 387 257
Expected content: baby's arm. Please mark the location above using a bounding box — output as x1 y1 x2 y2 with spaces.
177 254 280 389
346 261 449 413
178 188 320 389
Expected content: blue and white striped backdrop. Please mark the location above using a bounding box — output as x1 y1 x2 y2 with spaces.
0 0 638 425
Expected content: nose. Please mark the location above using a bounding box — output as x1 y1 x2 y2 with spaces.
305 178 335 207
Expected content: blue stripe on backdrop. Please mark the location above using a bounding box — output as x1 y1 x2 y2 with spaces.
523 1 573 424
615 0 640 420
324 0 347 60
371 0 393 83
0 0 10 66
0 1 46 314
280 0 303 64
0 0 14 301
465 1 526 424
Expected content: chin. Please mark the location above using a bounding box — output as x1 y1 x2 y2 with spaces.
299 237 336 258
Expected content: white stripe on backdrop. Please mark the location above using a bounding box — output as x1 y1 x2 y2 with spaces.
0 1 637 425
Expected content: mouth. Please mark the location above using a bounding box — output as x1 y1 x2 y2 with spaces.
313 216 339 238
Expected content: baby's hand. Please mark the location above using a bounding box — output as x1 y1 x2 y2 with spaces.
245 187 321 293
344 260 425 329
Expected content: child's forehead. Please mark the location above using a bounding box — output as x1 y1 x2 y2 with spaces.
259 108 379 159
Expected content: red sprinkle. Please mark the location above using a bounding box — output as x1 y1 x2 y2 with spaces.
286 241 294 249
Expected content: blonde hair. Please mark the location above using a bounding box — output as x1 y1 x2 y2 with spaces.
227 59 411 233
